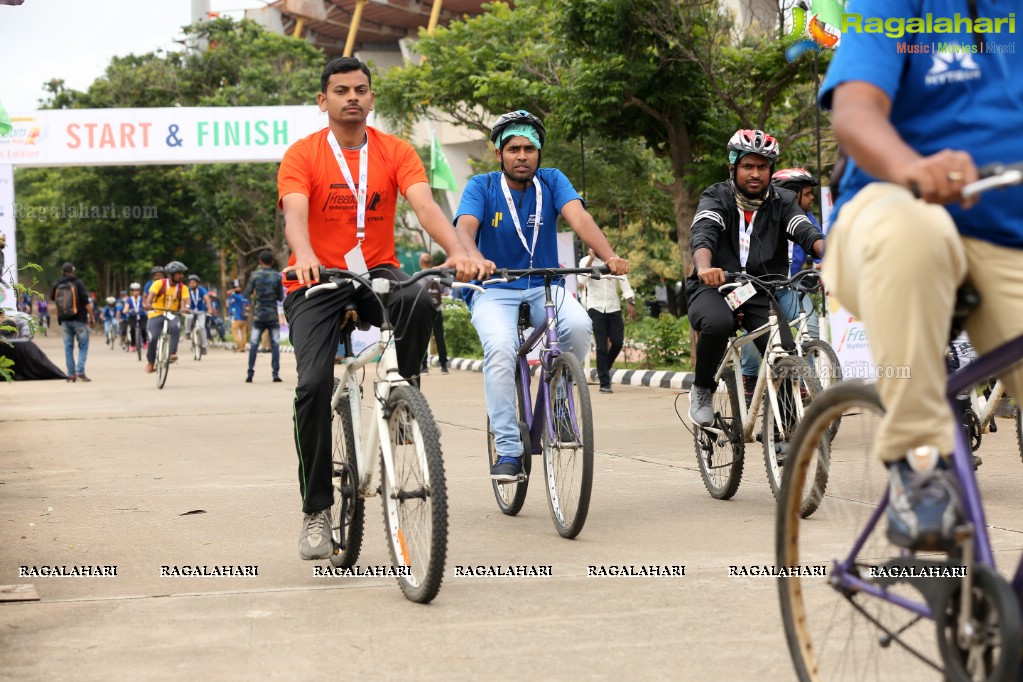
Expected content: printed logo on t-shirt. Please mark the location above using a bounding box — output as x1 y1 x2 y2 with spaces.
491 211 503 228
925 50 982 87
321 184 386 217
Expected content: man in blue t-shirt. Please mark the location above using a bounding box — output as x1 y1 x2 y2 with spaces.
453 110 630 481
228 287 249 353
820 0 1023 551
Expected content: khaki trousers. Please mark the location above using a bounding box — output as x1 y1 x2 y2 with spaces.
823 183 1023 462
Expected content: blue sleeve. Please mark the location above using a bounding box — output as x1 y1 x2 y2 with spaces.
544 168 583 214
454 174 490 226
819 0 918 109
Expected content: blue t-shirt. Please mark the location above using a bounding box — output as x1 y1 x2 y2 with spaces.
228 293 248 321
455 168 583 290
791 212 824 276
821 0 1023 247
143 278 163 295
187 286 209 313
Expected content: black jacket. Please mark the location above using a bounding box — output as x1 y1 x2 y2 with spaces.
686 182 823 300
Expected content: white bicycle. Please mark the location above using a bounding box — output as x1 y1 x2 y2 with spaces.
298 267 479 604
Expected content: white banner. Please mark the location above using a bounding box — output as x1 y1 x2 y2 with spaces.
1 106 328 167
0 164 16 314
819 184 877 378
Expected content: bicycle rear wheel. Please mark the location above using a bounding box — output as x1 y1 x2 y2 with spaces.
694 372 745 500
329 377 364 568
541 353 593 539
763 355 825 508
156 332 169 389
777 380 944 681
136 323 143 361
488 371 531 515
380 385 447 604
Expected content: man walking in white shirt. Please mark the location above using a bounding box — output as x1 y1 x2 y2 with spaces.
578 248 636 393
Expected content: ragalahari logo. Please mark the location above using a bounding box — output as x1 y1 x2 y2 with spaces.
785 0 844 62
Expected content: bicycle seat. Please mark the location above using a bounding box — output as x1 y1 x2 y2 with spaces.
949 284 981 344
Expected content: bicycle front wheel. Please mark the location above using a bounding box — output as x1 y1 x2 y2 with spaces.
694 372 745 500
802 339 843 440
777 380 943 681
541 353 593 539
156 333 169 389
136 325 143 361
192 327 202 361
763 355 825 508
488 371 531 515
380 385 447 604
329 378 364 568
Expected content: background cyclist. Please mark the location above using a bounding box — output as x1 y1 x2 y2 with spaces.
185 274 213 357
121 283 147 351
686 129 824 426
143 261 190 373
452 109 629 482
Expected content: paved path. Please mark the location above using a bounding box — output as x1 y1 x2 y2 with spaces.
2 333 1021 680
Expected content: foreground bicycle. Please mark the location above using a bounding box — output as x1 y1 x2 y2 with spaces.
481 266 600 539
298 267 475 604
776 162 1023 682
688 271 823 509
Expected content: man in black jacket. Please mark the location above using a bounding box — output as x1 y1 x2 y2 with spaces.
686 130 824 426
51 261 94 382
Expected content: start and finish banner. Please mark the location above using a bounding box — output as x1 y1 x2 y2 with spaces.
0 106 328 167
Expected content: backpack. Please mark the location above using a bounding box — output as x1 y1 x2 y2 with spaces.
55 280 78 321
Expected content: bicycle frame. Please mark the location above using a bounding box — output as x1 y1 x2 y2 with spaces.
831 330 1023 617
515 278 574 455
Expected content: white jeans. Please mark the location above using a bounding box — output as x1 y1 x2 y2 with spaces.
471 286 591 459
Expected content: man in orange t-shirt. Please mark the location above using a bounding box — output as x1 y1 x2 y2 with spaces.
278 56 492 561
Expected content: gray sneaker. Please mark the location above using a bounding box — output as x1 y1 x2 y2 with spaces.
298 509 332 560
886 446 961 551
689 385 715 427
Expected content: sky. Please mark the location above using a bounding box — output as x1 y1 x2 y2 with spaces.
0 0 272 113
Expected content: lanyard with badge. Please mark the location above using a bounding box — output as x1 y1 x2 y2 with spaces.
327 131 370 283
500 174 543 267
190 288 201 310
725 208 758 310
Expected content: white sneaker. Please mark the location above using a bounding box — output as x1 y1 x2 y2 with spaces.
298 509 332 560
689 385 715 427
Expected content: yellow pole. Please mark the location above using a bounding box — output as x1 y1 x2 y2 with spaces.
294 17 304 40
426 0 444 34
343 0 368 56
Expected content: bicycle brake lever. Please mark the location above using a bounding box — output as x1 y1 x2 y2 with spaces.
481 277 509 286
305 281 340 299
452 282 485 293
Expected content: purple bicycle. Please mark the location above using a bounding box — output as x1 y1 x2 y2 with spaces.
776 162 1023 681
483 266 605 539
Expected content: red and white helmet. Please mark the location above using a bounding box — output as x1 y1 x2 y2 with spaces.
727 129 780 164
771 167 819 190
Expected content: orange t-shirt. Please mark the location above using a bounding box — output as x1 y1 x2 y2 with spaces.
277 126 428 294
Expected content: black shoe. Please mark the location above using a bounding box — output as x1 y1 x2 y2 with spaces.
76 373 91 383
440 366 449 375
273 376 282 383
599 386 612 394
490 456 523 482
245 374 253 383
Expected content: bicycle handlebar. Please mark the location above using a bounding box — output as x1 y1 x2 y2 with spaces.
481 265 611 286
910 160 1023 200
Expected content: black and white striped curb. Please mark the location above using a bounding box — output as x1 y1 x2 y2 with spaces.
430 356 694 391
209 341 694 391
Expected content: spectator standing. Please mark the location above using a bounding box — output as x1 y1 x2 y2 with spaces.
244 250 284 382
50 261 94 382
578 248 636 393
228 286 249 353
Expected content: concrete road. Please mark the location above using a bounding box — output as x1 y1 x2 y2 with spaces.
2 332 1022 680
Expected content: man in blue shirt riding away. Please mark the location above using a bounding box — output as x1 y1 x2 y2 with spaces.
452 110 630 481
821 0 1023 551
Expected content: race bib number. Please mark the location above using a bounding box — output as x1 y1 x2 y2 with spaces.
724 282 756 311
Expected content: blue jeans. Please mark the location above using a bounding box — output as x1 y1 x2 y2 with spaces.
471 286 591 459
61 320 90 375
740 287 817 376
247 320 280 377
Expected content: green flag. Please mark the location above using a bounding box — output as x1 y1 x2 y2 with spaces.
0 98 11 137
812 0 846 29
430 131 459 192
